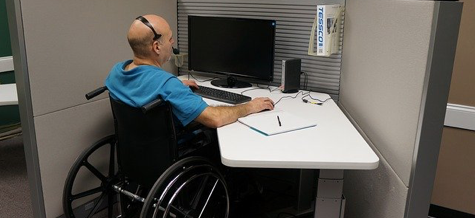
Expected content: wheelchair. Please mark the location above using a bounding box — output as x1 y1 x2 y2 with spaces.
63 87 230 218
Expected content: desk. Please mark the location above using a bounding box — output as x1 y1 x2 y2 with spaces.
183 76 379 217
0 84 18 106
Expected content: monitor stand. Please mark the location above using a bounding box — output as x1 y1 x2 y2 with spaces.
211 76 252 88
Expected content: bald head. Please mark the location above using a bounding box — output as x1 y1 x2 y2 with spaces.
127 15 172 59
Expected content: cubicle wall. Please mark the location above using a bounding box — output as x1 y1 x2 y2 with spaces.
176 0 345 99
6 0 178 217
6 0 462 217
339 1 462 218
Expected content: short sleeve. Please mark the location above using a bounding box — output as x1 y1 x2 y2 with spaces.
161 78 208 126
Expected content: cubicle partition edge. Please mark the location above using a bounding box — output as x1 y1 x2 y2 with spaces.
6 0 45 217
404 3 462 218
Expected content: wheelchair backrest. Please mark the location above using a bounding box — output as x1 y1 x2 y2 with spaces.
110 97 178 188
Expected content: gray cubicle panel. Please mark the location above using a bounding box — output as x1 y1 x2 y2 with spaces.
176 0 345 99
339 1 462 218
6 0 178 217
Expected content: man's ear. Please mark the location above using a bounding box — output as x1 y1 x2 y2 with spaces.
153 41 161 54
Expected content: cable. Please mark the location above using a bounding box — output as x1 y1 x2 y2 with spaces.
240 83 280 95
240 87 262 95
256 83 272 92
186 71 329 107
303 92 332 102
301 92 332 106
273 91 305 106
301 98 322 105
270 86 281 92
187 72 218 82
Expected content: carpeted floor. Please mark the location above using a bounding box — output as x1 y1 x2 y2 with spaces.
0 136 33 217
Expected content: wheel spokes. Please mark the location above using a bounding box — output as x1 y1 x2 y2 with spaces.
169 205 186 217
70 186 102 201
165 173 213 218
108 142 116 178
63 135 118 218
86 192 106 218
141 158 230 218
198 179 219 218
152 203 178 218
108 191 115 218
84 161 107 182
190 175 209 210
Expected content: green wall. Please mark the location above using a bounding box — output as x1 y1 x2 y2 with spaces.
0 105 20 125
0 71 15 84
0 0 12 57
0 0 19 127
1 0 15 85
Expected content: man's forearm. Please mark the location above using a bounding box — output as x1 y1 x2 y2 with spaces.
195 104 250 128
214 104 250 125
195 97 274 128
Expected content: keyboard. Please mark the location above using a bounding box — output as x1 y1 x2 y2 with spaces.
193 85 252 104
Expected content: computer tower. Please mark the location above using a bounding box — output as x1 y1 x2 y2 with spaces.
281 59 301 93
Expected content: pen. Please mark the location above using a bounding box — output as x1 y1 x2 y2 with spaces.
277 115 282 126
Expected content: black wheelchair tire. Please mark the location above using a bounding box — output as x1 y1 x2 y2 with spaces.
140 156 230 218
62 135 119 218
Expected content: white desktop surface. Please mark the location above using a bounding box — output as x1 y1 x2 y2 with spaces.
0 84 18 106
185 76 379 170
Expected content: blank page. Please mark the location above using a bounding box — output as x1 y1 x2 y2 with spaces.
238 110 317 136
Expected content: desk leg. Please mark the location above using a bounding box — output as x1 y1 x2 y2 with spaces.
314 170 345 218
296 169 316 212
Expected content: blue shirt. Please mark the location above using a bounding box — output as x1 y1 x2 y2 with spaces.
105 60 208 126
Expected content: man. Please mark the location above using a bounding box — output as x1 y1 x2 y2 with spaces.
105 14 274 129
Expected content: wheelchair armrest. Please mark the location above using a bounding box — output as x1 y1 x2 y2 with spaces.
85 86 108 100
141 98 164 113
183 121 205 133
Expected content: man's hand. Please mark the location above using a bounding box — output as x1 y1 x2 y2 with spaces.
182 80 199 89
195 97 274 128
246 97 274 114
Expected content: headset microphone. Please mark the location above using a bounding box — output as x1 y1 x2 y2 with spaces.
172 47 180 55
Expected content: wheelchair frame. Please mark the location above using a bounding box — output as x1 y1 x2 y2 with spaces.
62 87 230 218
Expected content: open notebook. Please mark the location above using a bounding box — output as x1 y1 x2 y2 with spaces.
238 110 317 136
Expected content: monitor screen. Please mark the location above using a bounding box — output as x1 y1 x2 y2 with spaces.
188 15 276 88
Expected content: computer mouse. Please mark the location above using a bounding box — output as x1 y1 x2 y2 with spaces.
190 86 198 92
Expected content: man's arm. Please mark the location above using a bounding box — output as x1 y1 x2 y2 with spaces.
182 80 199 89
195 97 274 128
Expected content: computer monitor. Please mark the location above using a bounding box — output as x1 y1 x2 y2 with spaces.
188 15 276 88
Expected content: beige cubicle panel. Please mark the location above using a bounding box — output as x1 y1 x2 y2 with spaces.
339 1 462 218
6 0 178 217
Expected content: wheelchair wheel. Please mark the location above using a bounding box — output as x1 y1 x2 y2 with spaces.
141 157 230 218
63 135 119 218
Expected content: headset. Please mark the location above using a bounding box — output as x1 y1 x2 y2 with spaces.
135 15 180 55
